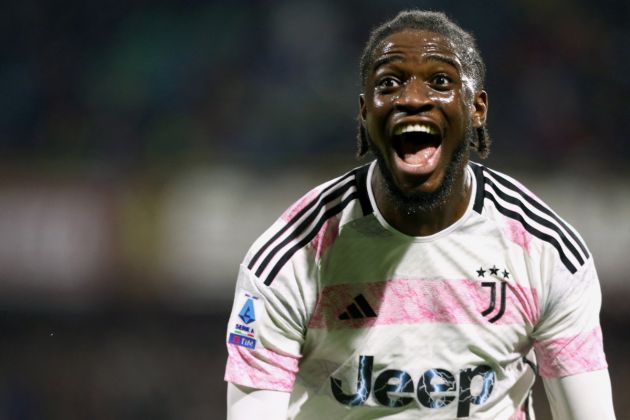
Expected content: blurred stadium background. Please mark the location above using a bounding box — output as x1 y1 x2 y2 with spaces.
2 0 629 418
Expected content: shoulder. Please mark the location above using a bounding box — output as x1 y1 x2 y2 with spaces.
278 163 372 224
469 161 591 275
244 163 374 286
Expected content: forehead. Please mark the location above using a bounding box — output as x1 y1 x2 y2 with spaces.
372 29 461 70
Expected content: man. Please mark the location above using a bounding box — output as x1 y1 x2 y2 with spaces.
225 10 616 419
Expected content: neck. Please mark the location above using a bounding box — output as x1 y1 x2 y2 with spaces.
372 165 472 237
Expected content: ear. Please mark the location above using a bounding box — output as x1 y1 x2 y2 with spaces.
471 90 488 129
359 94 367 124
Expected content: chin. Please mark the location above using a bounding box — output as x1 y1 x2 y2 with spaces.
376 141 469 215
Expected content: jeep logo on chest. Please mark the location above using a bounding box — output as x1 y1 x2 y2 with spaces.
330 355 495 418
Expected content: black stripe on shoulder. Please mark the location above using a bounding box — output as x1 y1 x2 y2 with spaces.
259 165 371 285
254 179 355 278
469 161 486 214
484 176 585 267
353 163 373 216
247 171 355 271
484 191 578 274
484 167 589 259
263 191 357 285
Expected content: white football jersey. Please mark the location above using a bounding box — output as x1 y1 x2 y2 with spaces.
225 160 607 419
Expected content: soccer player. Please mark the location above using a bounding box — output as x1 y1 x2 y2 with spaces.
224 10 616 419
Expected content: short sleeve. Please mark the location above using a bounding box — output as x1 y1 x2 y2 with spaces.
224 263 306 392
532 258 608 379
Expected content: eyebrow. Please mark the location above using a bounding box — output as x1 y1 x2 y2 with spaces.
425 53 461 70
371 53 461 73
372 54 404 72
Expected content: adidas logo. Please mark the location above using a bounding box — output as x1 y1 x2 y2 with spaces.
338 294 377 320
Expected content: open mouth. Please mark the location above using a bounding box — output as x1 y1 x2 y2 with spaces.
392 123 442 167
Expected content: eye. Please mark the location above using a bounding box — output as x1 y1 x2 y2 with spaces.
376 76 401 91
431 74 453 89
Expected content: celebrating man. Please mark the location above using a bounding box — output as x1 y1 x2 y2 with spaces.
225 10 615 419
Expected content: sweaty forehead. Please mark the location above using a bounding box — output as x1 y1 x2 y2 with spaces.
373 29 461 69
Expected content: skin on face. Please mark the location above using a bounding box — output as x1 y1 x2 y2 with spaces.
359 29 488 236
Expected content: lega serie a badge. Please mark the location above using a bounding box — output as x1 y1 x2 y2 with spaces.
228 293 259 350
239 296 256 324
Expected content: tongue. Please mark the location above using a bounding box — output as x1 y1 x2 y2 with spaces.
401 142 438 166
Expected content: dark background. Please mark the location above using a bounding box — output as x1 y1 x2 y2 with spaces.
1 1 629 418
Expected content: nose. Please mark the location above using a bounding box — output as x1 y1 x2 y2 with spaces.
394 78 433 113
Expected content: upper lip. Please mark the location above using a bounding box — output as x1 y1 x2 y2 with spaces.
391 118 442 138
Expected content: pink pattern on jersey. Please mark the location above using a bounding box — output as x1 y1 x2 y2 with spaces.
505 218 532 251
308 278 539 329
312 215 340 260
224 344 300 391
534 326 607 378
281 187 320 222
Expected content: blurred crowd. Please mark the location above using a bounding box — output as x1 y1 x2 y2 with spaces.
3 0 630 171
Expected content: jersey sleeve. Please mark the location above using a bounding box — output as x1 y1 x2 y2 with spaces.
531 256 608 379
224 257 308 392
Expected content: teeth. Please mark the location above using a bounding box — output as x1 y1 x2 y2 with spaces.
394 124 438 136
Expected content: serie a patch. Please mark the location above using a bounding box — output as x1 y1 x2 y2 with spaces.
238 294 257 324
228 292 260 349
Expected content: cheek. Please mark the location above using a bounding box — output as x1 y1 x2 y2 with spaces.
365 96 389 129
436 91 471 128
371 94 388 110
365 115 381 140
430 90 456 105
